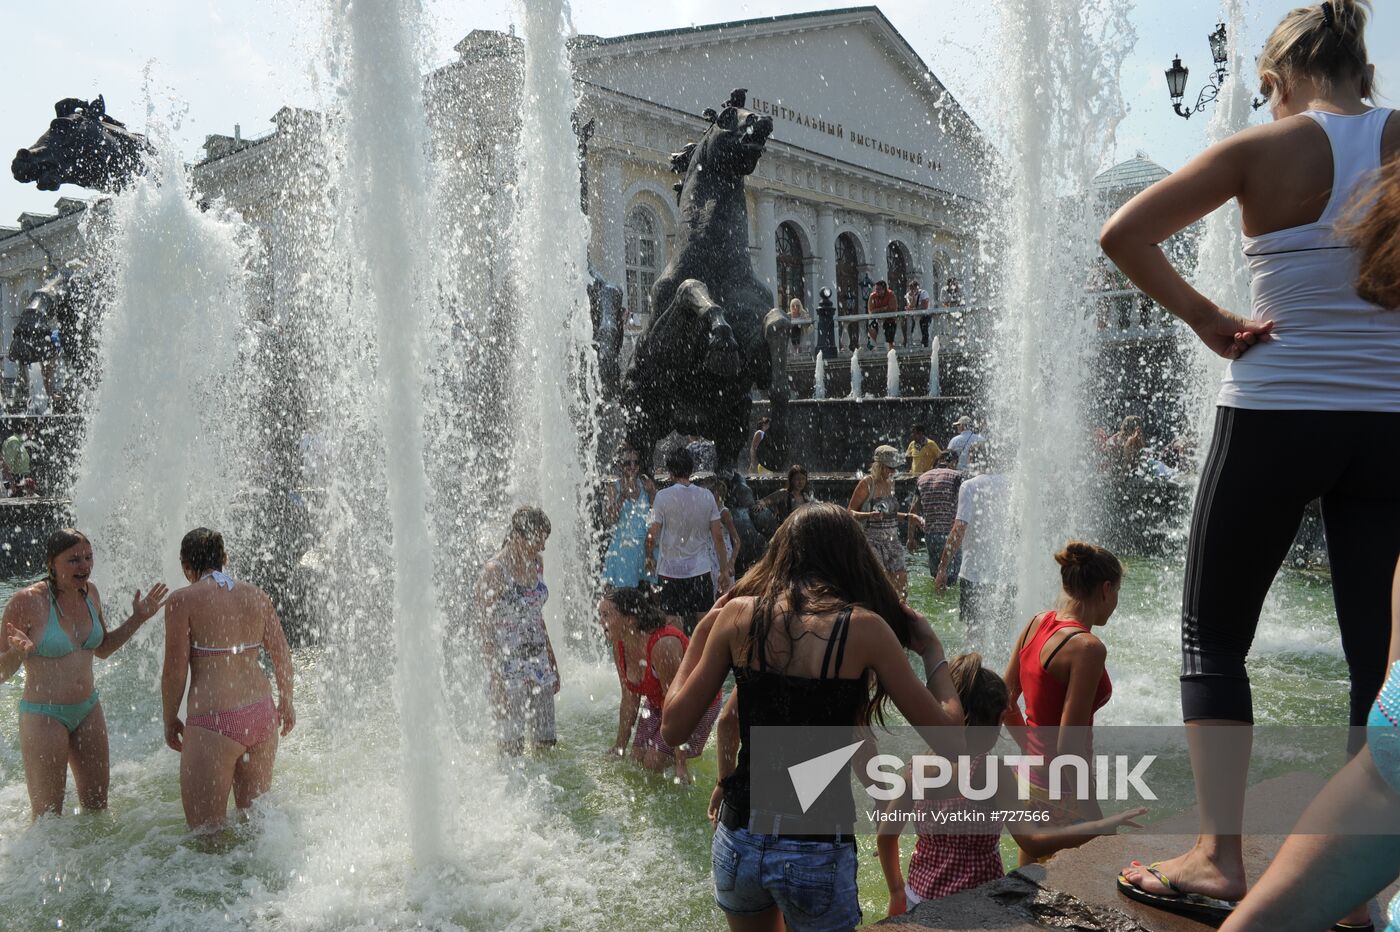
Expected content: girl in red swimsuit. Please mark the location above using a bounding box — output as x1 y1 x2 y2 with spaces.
602 584 720 784
1004 540 1123 865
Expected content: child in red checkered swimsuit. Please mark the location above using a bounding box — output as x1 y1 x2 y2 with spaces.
877 653 1146 916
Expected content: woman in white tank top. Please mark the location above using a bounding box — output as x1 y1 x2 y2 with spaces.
1102 2 1398 924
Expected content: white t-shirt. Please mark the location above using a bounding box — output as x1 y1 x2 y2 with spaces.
649 481 721 579
954 473 1011 586
946 430 985 470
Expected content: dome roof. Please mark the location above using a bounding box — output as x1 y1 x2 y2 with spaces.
1093 152 1170 192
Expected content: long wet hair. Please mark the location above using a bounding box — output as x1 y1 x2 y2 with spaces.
505 505 551 547
1258 0 1374 103
1345 156 1400 310
45 527 90 596
730 502 916 726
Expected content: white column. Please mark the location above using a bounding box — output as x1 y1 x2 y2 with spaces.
755 191 777 292
600 154 626 288
919 228 937 292
871 216 888 283
816 204 836 295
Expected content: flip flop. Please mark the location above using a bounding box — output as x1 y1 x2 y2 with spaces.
1116 862 1239 924
1331 923 1374 931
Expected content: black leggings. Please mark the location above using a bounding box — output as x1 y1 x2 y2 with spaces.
1180 407 1400 727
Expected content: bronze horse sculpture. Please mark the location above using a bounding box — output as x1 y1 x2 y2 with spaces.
12 96 152 193
620 89 791 472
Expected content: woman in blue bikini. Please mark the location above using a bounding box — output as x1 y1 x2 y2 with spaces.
0 528 167 818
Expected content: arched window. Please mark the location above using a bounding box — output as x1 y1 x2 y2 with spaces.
624 205 661 320
835 233 862 314
775 222 806 313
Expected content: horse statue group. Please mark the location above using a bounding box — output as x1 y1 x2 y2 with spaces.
617 89 791 473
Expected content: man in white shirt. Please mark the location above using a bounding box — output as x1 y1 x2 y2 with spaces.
945 415 985 470
933 443 1014 649
646 446 731 634
905 279 932 347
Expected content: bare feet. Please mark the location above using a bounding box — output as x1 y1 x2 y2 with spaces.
1119 842 1247 902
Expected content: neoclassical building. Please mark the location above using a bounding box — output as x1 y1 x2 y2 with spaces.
0 5 990 376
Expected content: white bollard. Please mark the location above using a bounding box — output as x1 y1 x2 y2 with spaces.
928 336 941 397
886 348 900 398
813 351 827 400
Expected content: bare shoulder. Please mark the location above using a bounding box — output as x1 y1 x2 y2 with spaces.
5 583 47 620
84 581 104 611
1062 630 1107 662
847 606 897 643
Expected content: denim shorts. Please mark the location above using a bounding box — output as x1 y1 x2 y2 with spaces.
712 822 861 931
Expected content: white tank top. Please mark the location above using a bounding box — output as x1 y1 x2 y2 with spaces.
1219 108 1400 411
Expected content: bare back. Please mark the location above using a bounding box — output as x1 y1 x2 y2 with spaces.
729 596 878 681
1237 109 1399 236
166 579 274 716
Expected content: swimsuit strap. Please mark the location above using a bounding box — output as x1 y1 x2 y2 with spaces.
1042 628 1087 668
821 607 854 680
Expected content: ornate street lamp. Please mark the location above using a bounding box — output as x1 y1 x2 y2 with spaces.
1165 22 1265 119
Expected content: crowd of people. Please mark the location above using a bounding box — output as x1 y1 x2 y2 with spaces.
2 3 1396 930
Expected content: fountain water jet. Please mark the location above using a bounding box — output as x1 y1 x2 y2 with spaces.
1187 0 1254 469
989 0 1135 650
848 349 862 399
928 336 941 397
72 129 252 612
323 0 447 863
813 350 827 399
510 0 602 648
885 348 900 398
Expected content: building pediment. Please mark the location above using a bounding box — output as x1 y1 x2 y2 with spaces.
571 6 987 199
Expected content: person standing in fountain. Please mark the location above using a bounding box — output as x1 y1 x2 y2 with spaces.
849 445 919 598
0 528 167 818
757 463 815 527
601 444 657 589
161 528 294 832
477 506 560 755
602 584 720 784
662 503 965 932
1003 541 1121 866
646 447 730 635
747 416 771 476
909 449 964 583
1100 2 1399 921
935 443 1013 648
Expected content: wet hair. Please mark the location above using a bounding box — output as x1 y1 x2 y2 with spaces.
1344 156 1400 309
45 527 90 593
730 502 918 727
614 443 639 467
1258 1 1374 104
758 416 771 428
912 423 927 434
708 478 730 504
1119 415 1143 433
508 506 551 546
1055 540 1123 601
786 463 808 491
664 445 694 478
605 582 666 633
949 652 1009 728
875 279 888 287
179 527 227 574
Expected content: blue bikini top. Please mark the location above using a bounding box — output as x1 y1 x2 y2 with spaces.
34 588 103 658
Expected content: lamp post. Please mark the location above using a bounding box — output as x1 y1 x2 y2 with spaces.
1165 22 1265 119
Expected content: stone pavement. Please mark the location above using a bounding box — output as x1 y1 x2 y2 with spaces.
876 772 1396 931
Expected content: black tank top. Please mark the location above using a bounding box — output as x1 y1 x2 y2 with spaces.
723 606 869 827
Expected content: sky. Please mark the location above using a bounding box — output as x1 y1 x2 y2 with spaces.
1 0 1396 224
